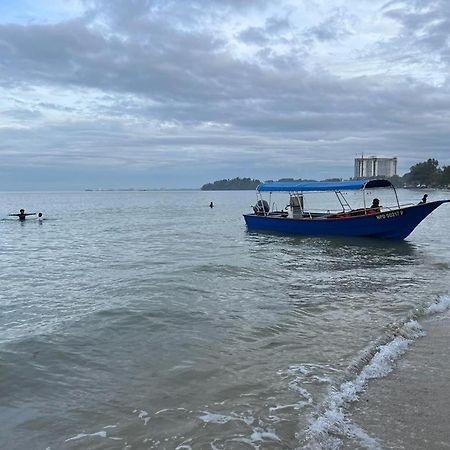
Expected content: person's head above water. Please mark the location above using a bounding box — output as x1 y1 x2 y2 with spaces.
38 212 43 217
20 209 25 213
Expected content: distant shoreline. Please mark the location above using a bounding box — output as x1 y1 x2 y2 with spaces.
84 188 200 192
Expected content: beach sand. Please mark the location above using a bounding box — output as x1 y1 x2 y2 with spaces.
347 311 450 449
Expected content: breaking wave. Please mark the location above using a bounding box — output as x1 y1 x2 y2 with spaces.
301 295 450 450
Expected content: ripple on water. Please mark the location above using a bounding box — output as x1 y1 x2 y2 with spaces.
1 190 449 449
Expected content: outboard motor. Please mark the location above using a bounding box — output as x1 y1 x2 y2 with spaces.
253 199 270 215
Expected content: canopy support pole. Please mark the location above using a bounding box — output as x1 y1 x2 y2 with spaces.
335 191 345 211
392 185 400 209
335 191 351 211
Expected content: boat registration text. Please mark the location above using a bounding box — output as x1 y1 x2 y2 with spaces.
376 210 404 220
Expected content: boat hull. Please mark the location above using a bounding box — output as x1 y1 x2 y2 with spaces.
243 200 449 240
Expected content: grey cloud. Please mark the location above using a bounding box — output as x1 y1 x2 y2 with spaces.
382 0 450 62
0 0 449 187
238 27 270 45
305 8 354 42
238 16 292 45
37 102 77 112
84 0 271 32
0 19 108 87
3 108 43 120
0 18 234 100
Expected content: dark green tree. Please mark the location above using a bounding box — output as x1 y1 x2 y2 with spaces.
404 158 441 186
387 174 404 187
201 177 261 190
439 165 450 186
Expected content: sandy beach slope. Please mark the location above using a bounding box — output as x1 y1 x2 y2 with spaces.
347 311 450 449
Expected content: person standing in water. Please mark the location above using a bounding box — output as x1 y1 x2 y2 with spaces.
209 202 214 208
9 209 36 221
36 212 44 222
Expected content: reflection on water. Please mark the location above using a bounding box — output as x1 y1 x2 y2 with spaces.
248 230 418 256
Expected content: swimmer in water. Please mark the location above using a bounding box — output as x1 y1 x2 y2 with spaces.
36 212 44 222
209 202 214 208
9 209 36 221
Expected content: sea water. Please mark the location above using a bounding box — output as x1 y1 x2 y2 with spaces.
0 189 449 449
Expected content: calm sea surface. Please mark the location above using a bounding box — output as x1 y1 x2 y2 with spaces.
0 189 449 450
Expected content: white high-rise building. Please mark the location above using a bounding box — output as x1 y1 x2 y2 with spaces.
354 156 397 178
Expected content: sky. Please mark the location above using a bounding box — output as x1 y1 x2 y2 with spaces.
0 0 449 189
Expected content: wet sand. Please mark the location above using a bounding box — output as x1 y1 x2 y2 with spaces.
348 311 450 449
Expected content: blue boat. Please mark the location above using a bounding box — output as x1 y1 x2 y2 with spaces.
243 179 449 240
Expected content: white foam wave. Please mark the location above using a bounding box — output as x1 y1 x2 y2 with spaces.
426 295 450 315
198 412 235 424
276 364 324 413
230 427 281 449
198 411 254 426
175 438 193 449
288 379 313 400
250 428 281 443
210 439 221 450
138 410 148 419
304 329 420 449
270 403 302 412
65 431 107 442
303 294 450 450
154 407 188 415
133 409 151 425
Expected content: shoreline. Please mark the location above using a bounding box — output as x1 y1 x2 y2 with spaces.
347 310 450 449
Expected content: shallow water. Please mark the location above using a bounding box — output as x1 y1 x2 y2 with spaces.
0 189 449 449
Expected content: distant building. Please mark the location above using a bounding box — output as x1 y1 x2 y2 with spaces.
354 156 397 178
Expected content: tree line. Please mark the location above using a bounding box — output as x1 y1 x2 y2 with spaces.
201 177 261 190
200 159 450 190
200 177 319 190
399 158 450 187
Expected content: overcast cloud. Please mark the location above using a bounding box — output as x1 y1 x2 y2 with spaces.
0 0 449 189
